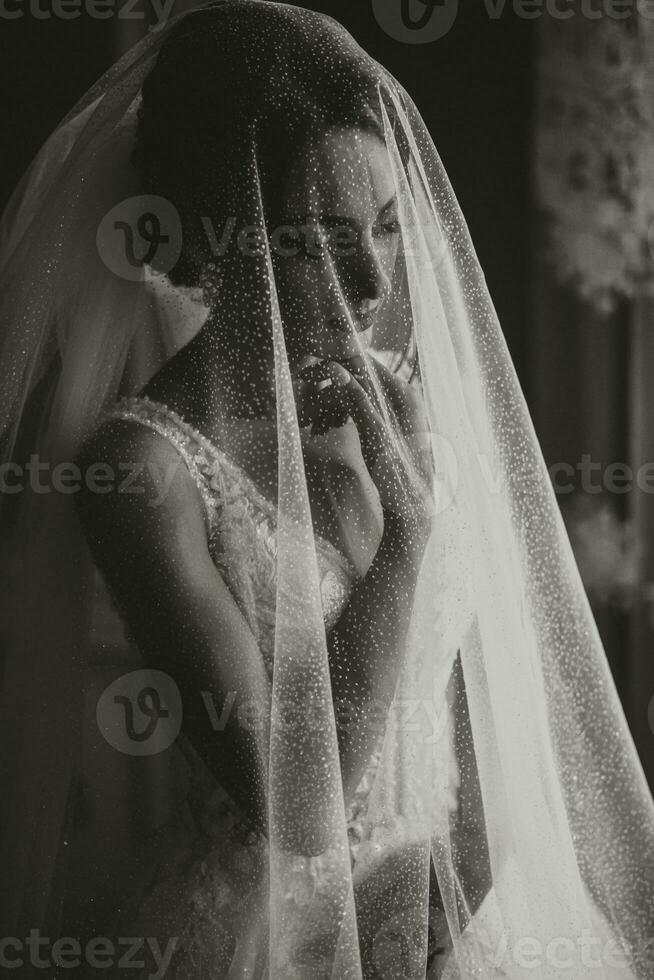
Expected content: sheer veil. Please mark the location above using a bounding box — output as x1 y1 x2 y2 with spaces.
1 2 653 977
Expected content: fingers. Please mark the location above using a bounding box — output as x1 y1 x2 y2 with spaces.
299 360 355 437
299 359 378 435
299 359 373 415
345 360 376 406
299 359 352 390
294 357 433 527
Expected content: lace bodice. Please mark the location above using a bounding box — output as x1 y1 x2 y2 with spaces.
103 395 358 677
101 391 382 802
101 395 388 825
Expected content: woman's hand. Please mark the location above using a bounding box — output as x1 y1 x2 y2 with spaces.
349 355 434 489
298 356 433 537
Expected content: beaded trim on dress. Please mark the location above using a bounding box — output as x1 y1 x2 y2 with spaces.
100 395 359 663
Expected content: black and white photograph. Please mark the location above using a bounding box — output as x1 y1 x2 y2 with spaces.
1 1 654 977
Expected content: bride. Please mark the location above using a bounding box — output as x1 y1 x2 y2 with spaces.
1 2 653 978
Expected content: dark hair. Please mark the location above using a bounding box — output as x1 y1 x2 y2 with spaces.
133 0 389 288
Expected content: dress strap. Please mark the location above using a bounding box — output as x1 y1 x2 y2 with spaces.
100 395 221 526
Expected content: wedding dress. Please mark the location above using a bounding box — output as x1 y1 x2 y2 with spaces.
96 394 461 979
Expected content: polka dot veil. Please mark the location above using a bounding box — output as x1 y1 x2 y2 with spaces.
0 3 653 978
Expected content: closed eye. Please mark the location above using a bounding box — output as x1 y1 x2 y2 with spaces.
372 193 401 236
372 217 401 236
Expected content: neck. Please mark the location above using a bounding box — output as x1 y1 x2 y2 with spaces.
142 312 277 424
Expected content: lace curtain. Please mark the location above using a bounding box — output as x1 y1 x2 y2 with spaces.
536 10 654 313
533 9 654 788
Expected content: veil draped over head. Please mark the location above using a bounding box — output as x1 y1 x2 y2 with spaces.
1 2 653 978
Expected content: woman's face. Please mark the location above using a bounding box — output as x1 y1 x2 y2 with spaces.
271 126 401 366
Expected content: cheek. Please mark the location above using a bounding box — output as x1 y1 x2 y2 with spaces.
270 259 331 354
275 258 339 316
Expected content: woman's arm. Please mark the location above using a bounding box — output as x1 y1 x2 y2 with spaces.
299 357 433 809
75 420 272 835
328 508 427 806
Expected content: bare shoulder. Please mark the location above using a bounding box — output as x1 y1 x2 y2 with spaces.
74 415 208 552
